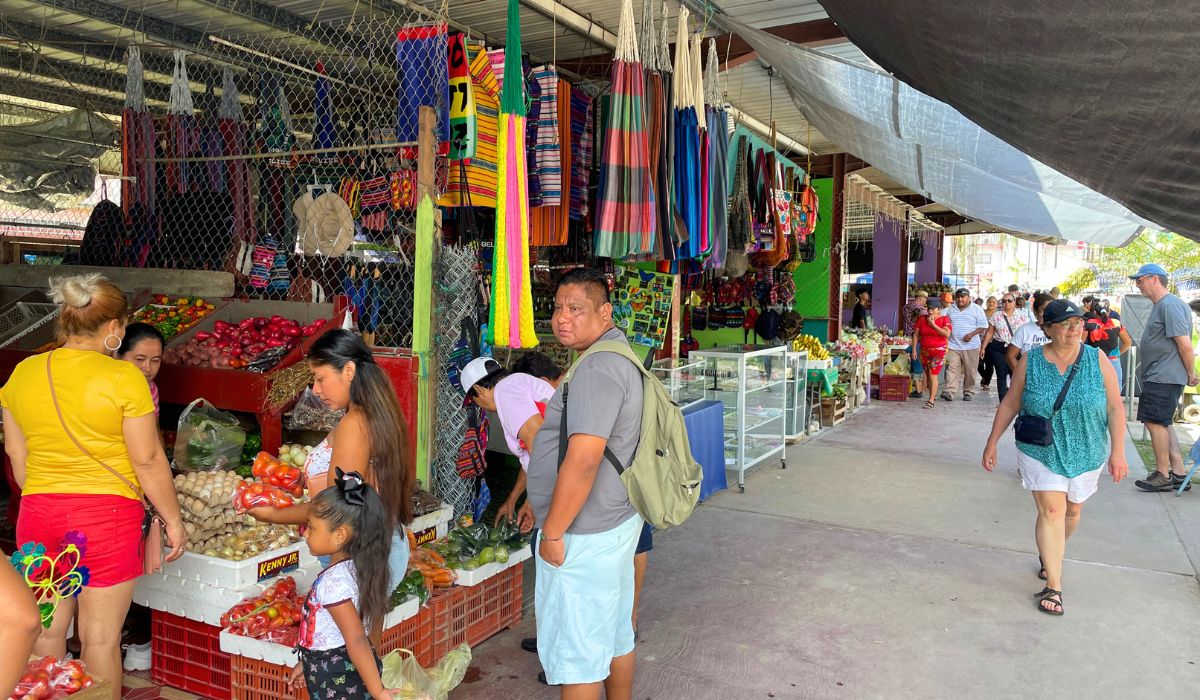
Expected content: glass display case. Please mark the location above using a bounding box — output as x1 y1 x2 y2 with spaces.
651 357 707 409
784 351 810 441
691 345 788 492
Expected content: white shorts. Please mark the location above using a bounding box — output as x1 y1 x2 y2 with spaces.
1017 451 1102 503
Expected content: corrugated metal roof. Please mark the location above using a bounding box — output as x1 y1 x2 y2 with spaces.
0 0 873 155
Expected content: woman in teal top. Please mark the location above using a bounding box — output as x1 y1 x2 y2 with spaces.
982 299 1127 616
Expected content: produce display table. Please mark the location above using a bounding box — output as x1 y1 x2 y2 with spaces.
684 400 727 501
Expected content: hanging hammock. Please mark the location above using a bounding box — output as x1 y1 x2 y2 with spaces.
314 61 337 153
704 38 730 270
594 0 657 259
166 50 197 195
530 78 572 246
672 9 702 260
219 68 256 266
487 0 537 348
121 47 158 266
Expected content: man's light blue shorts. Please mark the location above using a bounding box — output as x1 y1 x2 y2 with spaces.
535 513 642 685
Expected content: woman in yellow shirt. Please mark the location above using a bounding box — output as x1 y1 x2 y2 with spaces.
1 274 185 700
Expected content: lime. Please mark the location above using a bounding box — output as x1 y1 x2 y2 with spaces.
494 545 509 564
462 557 480 571
478 546 496 565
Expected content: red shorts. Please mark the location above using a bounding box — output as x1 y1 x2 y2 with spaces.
17 493 145 587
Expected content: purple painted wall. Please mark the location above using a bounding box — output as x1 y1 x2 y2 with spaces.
871 215 904 332
915 232 940 284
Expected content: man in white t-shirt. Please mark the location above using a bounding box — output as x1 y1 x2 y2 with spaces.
942 288 989 401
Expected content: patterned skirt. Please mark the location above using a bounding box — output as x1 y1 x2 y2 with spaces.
298 645 382 700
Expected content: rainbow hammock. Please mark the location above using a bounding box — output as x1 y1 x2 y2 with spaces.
487 0 537 348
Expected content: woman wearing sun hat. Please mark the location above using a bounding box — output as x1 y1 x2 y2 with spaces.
981 299 1128 616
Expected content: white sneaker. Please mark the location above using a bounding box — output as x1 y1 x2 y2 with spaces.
123 642 151 671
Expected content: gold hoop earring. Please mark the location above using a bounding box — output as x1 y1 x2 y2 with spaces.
104 334 121 352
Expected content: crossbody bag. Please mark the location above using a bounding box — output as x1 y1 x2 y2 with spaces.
1013 346 1084 447
47 351 166 575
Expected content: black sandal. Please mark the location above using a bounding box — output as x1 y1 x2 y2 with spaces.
1037 557 1047 581
1034 587 1063 616
923 400 935 409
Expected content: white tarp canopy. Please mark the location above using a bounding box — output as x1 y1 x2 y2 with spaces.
713 14 1160 247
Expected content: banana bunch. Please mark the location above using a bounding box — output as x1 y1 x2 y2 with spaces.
792 334 830 360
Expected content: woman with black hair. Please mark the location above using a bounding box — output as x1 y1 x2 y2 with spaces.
293 470 393 700
249 330 413 595
117 323 165 416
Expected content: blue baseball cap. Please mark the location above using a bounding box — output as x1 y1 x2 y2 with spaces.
1129 263 1167 280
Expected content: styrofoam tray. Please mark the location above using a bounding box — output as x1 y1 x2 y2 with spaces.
218 595 419 666
135 561 322 626
159 541 317 590
409 505 454 544
452 544 532 587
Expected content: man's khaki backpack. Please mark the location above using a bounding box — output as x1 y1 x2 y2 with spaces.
559 340 703 531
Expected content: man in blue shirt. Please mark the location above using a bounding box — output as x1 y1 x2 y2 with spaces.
1129 264 1199 492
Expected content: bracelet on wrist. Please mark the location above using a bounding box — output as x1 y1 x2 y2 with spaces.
542 535 563 542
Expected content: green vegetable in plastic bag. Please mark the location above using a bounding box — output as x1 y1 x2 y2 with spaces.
174 398 246 471
381 644 471 700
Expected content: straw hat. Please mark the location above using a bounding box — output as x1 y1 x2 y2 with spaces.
295 191 354 257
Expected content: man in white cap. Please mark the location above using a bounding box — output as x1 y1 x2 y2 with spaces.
1129 264 1198 492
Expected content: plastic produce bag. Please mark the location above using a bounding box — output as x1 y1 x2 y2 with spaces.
381 644 471 700
174 398 247 471
287 387 345 432
883 353 910 376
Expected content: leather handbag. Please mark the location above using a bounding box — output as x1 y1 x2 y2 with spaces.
47 352 166 575
1014 347 1084 446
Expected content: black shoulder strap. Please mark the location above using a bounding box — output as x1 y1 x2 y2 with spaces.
1003 314 1014 338
1051 345 1086 413
557 375 627 476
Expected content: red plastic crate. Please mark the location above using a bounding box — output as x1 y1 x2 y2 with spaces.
151 610 231 699
875 374 910 401
229 607 433 700
428 565 524 663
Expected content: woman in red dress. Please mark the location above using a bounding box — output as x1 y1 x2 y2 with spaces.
913 297 953 408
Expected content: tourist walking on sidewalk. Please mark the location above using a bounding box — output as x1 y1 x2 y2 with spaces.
979 296 999 389
1128 264 1199 492
912 297 951 408
527 268 644 695
981 299 1128 616
982 293 1030 401
943 288 989 401
1006 293 1052 371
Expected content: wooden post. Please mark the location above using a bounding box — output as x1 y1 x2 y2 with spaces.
412 105 441 488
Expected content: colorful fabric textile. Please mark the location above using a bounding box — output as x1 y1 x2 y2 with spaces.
530 79 572 246
568 90 594 222
526 68 543 207
532 65 563 207
447 33 477 160
705 107 730 269
594 60 657 258
441 43 499 208
395 24 450 152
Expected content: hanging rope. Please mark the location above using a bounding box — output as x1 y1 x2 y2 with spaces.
218 68 242 122
615 0 641 62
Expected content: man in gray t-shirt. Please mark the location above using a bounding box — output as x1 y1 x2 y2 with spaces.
1129 264 1199 492
525 268 644 692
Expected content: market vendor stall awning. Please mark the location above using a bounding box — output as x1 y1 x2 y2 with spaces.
710 14 1159 247
816 0 1200 244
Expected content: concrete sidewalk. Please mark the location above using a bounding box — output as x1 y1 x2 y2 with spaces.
454 391 1200 699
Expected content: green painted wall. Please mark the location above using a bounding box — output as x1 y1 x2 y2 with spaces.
792 178 834 342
